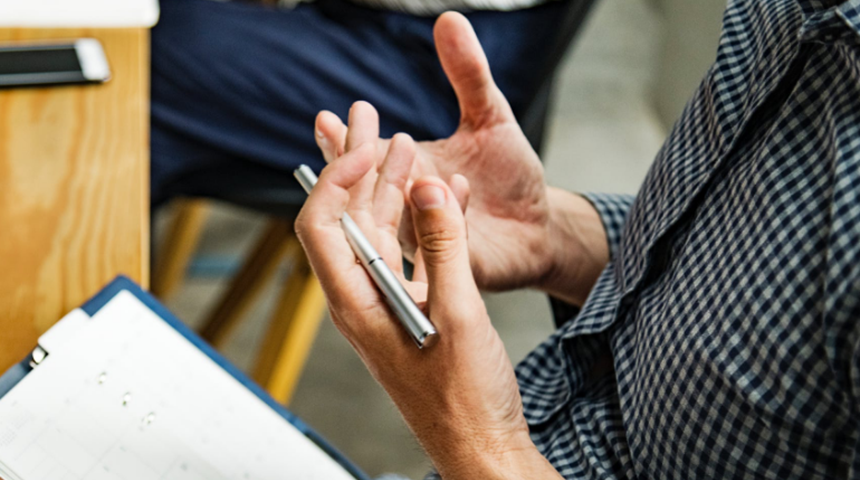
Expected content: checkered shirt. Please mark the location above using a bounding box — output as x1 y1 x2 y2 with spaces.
432 0 860 478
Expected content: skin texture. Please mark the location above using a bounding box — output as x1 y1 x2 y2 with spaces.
296 11 610 479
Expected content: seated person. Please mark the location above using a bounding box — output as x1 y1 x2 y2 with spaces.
297 2 860 478
149 0 584 208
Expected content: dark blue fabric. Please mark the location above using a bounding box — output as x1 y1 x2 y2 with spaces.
150 0 572 207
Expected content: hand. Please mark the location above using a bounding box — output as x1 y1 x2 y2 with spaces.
295 105 562 480
314 12 553 293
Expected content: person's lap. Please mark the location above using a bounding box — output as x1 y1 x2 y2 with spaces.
150 0 570 207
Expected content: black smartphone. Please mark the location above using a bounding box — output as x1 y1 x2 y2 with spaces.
0 39 111 88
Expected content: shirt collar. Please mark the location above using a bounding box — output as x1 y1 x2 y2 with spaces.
799 0 860 43
836 0 860 38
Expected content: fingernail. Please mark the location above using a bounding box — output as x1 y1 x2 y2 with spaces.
411 184 446 211
317 132 330 152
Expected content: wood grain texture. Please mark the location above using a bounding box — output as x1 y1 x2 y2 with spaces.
0 28 149 372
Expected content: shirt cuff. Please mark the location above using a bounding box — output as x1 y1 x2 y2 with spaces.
547 193 633 328
580 193 635 260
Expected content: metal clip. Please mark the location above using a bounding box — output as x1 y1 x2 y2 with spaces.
29 346 48 368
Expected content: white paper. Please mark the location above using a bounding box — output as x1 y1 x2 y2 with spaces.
0 291 356 480
36 309 90 357
0 0 159 27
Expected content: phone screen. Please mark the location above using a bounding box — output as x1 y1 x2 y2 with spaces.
0 47 81 76
0 43 106 88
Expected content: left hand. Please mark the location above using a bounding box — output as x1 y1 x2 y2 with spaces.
295 104 561 480
313 13 553 294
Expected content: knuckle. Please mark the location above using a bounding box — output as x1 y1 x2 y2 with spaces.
294 212 326 248
418 228 460 263
293 214 310 240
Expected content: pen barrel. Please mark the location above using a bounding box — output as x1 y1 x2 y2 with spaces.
341 214 379 265
367 259 438 349
294 165 318 193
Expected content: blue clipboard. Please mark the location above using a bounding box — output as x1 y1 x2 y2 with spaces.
0 275 370 480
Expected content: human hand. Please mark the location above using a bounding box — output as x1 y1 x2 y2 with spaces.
295 105 561 480
314 12 553 293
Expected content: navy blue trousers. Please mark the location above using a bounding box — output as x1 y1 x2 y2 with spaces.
151 0 572 207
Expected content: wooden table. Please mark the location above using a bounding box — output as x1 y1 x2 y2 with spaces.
0 28 150 372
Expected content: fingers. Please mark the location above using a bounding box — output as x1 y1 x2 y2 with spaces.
315 110 347 163
369 133 417 275
345 101 380 152
374 133 416 238
316 109 394 167
449 173 470 213
433 12 515 128
412 250 428 284
409 176 482 319
296 143 377 294
315 105 399 169
398 174 467 263
345 102 382 215
305 144 377 223
314 100 383 161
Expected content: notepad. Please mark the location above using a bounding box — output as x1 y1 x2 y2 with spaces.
0 290 356 480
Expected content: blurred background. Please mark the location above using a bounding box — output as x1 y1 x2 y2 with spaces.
155 0 724 477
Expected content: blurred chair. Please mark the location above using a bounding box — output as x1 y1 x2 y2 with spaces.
152 0 598 406
153 165 320 405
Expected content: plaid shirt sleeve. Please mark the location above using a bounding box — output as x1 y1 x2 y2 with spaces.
843 236 860 477
832 166 860 477
854 335 860 476
580 193 635 261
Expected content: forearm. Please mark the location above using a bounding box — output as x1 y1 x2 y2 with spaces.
536 187 610 306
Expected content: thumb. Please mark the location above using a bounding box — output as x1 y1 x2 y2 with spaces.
434 12 516 128
410 176 481 313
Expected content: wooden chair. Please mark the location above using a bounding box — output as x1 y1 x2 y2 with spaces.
152 0 598 406
153 165 324 405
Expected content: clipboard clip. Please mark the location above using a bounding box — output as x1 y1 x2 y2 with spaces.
29 308 91 369
29 346 47 368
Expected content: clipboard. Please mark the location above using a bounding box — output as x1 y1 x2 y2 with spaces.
0 276 370 480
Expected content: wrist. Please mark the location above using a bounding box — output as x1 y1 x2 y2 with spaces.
537 187 609 306
432 429 561 480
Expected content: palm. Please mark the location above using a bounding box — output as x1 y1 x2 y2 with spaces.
410 121 551 290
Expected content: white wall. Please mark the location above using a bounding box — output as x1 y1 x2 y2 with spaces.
651 0 726 127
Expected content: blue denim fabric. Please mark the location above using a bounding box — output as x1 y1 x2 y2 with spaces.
149 0 570 206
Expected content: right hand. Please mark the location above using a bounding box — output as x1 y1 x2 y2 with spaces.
314 12 553 293
294 117 563 479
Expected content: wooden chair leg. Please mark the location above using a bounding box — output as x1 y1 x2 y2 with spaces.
252 237 327 405
152 199 210 300
199 219 293 348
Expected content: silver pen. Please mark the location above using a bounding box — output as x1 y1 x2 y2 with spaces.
294 165 438 349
